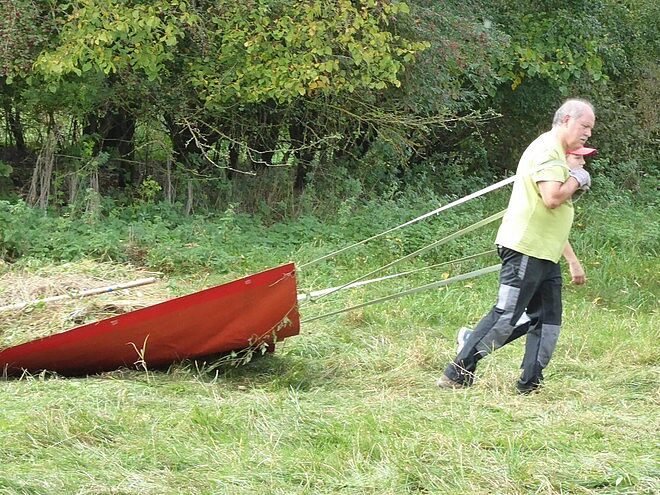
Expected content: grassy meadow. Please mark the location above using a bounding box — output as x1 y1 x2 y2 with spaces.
0 188 658 494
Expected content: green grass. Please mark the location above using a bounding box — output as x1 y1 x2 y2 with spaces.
0 191 658 494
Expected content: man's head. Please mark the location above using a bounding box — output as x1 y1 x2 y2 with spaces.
553 99 596 151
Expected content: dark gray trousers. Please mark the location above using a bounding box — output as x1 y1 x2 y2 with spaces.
444 247 563 392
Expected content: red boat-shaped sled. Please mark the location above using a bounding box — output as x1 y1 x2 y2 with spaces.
0 263 300 376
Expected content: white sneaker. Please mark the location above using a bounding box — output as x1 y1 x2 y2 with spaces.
456 327 473 354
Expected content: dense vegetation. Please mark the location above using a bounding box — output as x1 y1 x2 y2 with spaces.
0 0 657 217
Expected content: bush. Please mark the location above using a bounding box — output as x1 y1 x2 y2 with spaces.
1 172 656 279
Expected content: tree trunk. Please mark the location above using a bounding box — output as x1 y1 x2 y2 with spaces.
27 127 56 210
246 106 281 171
68 174 79 205
102 109 137 187
165 157 174 204
185 179 194 215
84 107 137 188
86 170 101 216
3 100 26 151
290 118 315 193
227 141 240 180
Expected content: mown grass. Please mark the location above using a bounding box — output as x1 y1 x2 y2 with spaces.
0 188 658 494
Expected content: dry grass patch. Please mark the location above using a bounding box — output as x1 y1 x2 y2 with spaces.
0 260 170 349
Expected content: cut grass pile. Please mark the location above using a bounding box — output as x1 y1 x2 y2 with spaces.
0 261 168 349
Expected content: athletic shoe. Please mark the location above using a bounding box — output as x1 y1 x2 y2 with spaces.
456 326 473 354
435 374 466 389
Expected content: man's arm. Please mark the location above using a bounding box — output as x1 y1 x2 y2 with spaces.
562 241 586 285
538 179 581 209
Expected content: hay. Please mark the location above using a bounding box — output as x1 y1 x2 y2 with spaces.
0 260 172 349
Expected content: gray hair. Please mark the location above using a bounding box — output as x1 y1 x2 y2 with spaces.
552 98 595 126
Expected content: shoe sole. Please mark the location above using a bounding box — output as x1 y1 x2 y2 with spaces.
436 376 466 389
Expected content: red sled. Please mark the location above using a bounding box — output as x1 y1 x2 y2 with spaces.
0 263 300 376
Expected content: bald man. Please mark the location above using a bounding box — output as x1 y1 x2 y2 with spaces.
437 99 595 394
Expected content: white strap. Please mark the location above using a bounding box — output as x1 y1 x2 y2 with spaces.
299 176 515 269
297 249 496 302
304 210 505 302
301 264 501 323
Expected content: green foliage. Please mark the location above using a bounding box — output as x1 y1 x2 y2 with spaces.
577 198 658 256
33 0 194 85
400 0 510 112
0 199 268 272
29 0 426 104
296 163 365 215
191 0 427 106
1 0 657 213
137 175 162 204
491 7 607 92
482 0 659 176
0 0 52 81
0 159 12 177
2 174 653 285
404 144 491 197
588 157 657 203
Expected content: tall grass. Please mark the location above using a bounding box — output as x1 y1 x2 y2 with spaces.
0 184 658 494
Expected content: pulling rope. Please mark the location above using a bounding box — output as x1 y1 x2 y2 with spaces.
301 264 501 323
305 210 505 302
297 249 496 302
298 176 515 270
296 176 519 322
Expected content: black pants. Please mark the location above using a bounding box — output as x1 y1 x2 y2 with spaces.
444 247 563 392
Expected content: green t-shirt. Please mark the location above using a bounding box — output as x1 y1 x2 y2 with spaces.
495 131 573 263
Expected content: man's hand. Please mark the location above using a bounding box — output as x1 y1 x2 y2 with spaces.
569 167 591 191
563 242 586 285
568 260 587 285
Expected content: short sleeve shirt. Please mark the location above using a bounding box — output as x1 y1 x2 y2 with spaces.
495 131 574 263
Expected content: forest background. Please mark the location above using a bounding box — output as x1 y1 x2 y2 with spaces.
0 0 657 227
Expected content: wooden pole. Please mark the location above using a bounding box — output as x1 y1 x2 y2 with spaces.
0 277 159 313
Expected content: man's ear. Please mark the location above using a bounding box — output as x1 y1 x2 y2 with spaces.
561 114 571 126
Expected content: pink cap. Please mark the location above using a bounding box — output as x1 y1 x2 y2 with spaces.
568 147 597 156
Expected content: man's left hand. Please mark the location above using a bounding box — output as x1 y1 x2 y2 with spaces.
569 261 587 285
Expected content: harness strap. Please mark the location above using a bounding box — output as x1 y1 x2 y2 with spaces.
296 249 496 302
301 264 501 323
307 210 505 301
298 176 515 270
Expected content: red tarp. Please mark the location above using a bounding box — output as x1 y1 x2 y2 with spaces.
0 263 299 376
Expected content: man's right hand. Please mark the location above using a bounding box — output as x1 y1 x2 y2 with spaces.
569 167 591 191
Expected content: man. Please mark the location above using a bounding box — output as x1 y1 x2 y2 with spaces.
437 98 596 394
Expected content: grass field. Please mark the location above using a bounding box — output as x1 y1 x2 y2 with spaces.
0 191 658 494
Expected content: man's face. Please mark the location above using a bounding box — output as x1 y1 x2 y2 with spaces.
562 108 595 151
